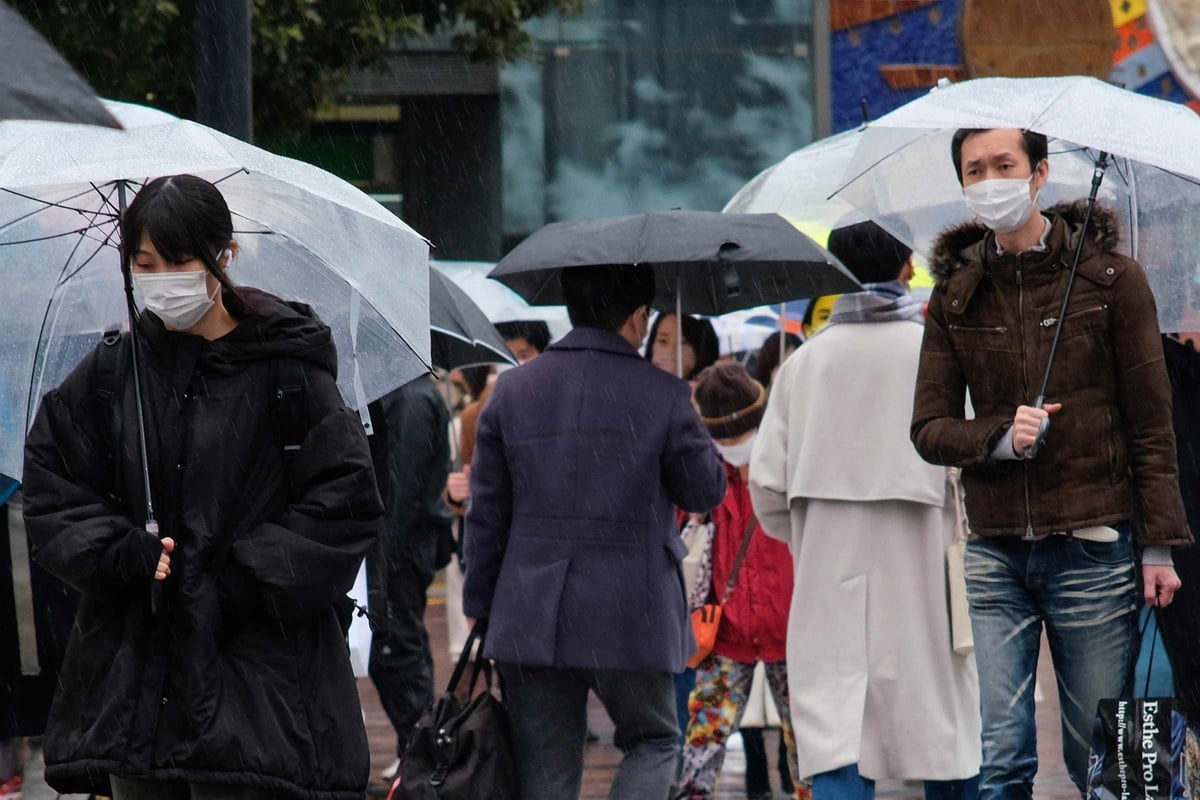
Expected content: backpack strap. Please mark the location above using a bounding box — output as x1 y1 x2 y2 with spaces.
271 358 308 465
94 329 131 509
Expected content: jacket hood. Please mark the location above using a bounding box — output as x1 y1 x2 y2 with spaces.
928 200 1123 282
141 286 338 377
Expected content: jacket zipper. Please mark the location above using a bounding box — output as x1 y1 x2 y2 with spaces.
1016 259 1035 539
1040 304 1108 328
949 324 1009 334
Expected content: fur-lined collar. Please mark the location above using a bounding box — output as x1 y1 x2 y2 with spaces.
928 200 1122 282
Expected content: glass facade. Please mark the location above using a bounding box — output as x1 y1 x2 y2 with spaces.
501 0 816 239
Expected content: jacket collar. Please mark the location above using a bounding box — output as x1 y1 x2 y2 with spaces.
548 326 643 358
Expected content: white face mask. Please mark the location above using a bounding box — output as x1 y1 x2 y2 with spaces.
716 431 757 468
133 269 217 330
963 176 1040 233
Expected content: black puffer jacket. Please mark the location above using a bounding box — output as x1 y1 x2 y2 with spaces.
22 288 384 800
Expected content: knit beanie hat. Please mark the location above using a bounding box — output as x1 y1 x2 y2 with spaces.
694 362 766 439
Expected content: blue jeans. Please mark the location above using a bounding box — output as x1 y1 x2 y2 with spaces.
813 763 979 800
498 663 679 800
965 530 1137 800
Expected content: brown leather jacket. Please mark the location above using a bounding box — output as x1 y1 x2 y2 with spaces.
911 201 1192 547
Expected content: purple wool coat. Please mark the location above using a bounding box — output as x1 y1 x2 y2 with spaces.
463 327 727 673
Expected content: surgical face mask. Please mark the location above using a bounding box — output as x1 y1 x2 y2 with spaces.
716 431 757 468
133 269 217 330
963 176 1040 233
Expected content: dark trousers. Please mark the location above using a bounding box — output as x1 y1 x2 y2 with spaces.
369 536 437 756
498 663 679 800
1158 538 1200 721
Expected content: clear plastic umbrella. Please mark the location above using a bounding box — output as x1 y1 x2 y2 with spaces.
723 128 865 232
432 260 571 343
832 76 1200 333
0 111 431 481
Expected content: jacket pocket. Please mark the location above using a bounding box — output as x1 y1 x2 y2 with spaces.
948 324 1012 352
1043 304 1109 340
489 555 571 666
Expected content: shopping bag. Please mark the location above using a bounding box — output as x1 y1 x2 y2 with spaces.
389 623 519 800
1087 610 1196 800
945 469 973 656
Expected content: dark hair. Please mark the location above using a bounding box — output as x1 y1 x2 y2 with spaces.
121 174 239 299
495 320 551 354
951 128 1048 184
827 221 913 285
459 365 491 401
561 265 656 333
752 332 801 387
645 313 721 380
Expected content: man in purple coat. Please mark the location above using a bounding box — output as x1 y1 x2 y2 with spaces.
463 265 727 800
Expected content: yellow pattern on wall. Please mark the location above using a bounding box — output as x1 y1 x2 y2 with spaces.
1111 0 1147 27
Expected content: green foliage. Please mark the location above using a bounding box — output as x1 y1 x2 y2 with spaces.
11 0 583 137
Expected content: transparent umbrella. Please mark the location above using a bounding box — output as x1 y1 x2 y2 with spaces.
832 76 1200 333
0 112 431 481
723 128 865 232
432 260 571 342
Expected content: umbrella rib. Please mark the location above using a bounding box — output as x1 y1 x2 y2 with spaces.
1025 80 1080 136
0 186 118 218
826 127 943 201
0 185 108 235
0 225 110 247
247 224 432 372
213 168 250 186
58 223 119 286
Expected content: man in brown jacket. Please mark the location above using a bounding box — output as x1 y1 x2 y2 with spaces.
911 127 1191 800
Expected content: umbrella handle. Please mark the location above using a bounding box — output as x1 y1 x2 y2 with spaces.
1024 395 1050 461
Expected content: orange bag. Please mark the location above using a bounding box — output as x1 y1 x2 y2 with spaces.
687 513 757 669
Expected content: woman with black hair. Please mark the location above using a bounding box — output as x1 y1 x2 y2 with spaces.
646 313 721 382
22 174 384 800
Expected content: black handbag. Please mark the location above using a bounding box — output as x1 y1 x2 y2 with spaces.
388 622 520 800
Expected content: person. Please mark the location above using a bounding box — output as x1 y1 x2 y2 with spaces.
21 175 383 800
1155 323 1200 719
463 265 727 800
443 321 551 661
366 374 452 781
751 220 982 800
750 331 801 390
494 320 552 364
911 128 1191 798
647 312 721 381
677 363 801 800
801 295 838 339
644 311 721 751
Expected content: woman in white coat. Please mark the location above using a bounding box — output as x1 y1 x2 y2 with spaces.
748 222 980 800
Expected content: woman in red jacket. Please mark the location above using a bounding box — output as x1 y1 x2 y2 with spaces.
678 363 803 800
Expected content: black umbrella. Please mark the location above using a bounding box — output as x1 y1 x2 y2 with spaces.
489 210 862 317
430 265 516 370
0 1 121 128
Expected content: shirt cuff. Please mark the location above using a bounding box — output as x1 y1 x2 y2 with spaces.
990 427 1020 461
1142 546 1174 567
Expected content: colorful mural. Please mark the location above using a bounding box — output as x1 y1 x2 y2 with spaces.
830 0 1200 134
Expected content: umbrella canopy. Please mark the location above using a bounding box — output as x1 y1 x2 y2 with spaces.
433 260 571 342
833 76 1200 333
0 112 430 480
490 210 862 317
723 129 866 233
0 2 120 129
430 265 516 369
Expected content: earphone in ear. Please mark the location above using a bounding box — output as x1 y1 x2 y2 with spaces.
220 248 234 269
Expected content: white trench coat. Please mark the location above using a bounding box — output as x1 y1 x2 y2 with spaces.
749 318 981 781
